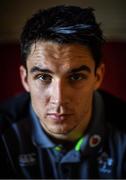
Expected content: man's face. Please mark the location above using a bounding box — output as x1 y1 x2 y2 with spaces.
20 41 104 141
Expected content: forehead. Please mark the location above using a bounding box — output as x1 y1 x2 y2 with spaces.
27 41 95 70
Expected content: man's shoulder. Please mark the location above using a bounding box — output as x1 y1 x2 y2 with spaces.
99 90 126 131
0 92 30 133
99 89 126 108
0 92 30 116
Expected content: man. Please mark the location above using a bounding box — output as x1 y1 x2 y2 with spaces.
0 5 126 179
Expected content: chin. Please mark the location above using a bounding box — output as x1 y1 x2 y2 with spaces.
49 131 71 140
49 128 69 135
42 121 78 136
48 124 77 135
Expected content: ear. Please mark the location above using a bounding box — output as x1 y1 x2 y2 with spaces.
19 65 30 92
94 63 105 90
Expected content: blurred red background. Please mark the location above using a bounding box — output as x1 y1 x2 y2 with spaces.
0 41 126 102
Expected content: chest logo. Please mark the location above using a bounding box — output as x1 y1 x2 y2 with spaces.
19 153 36 166
98 152 113 174
89 134 101 147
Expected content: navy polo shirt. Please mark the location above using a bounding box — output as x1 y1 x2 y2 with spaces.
29 91 106 178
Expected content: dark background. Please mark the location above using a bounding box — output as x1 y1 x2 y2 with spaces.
0 0 126 102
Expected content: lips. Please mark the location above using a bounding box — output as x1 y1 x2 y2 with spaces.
47 113 72 122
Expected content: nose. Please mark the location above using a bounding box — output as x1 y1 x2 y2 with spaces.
50 79 69 106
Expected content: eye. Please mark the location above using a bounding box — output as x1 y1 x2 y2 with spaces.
69 73 87 82
35 74 52 83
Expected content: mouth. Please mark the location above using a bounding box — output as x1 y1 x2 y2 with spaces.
47 113 73 122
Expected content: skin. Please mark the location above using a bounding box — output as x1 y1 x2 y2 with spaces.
20 41 104 142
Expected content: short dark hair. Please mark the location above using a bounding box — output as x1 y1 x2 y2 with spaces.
20 5 105 68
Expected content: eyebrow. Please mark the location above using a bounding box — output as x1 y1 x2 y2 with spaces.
30 66 53 74
69 65 91 73
30 65 91 74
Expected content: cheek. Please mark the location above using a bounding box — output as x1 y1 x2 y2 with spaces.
27 78 49 104
73 87 94 111
29 85 49 110
32 91 49 108
74 84 94 101
31 93 49 120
